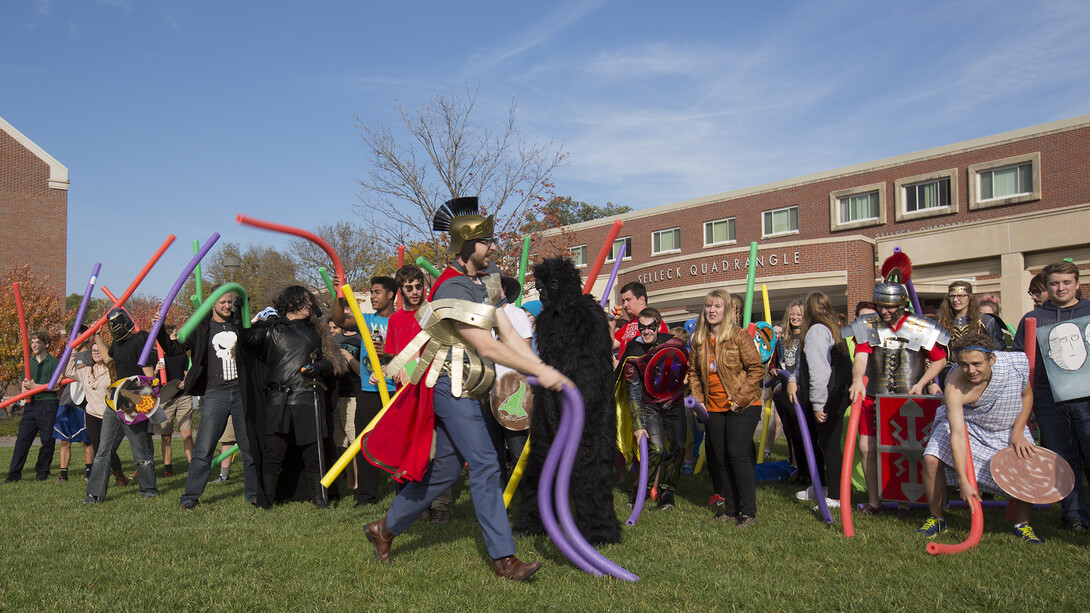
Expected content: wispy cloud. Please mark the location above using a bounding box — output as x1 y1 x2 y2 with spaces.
34 0 50 16
463 0 609 76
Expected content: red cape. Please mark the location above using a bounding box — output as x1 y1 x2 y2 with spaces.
360 265 461 483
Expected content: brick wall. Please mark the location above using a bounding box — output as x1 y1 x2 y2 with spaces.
0 129 67 298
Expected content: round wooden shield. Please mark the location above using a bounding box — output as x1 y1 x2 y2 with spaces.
106 375 160 425
490 371 533 431
990 446 1076 504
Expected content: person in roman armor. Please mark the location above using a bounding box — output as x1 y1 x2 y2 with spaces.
937 280 1007 350
620 307 689 510
844 258 950 519
362 196 570 581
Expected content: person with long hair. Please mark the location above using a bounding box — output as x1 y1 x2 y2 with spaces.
63 342 124 483
686 289 766 526
937 280 1006 351
771 300 804 477
788 292 852 508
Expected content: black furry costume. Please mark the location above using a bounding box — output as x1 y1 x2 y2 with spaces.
511 257 621 545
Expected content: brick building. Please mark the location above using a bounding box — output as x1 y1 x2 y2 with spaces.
0 116 69 298
553 115 1090 325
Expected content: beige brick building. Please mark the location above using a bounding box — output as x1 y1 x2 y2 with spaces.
553 115 1090 325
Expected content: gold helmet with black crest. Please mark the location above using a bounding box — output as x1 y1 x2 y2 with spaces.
433 196 494 255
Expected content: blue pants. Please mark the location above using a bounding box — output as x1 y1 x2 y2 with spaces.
1036 398 1090 524
86 409 157 499
7 398 58 480
182 387 259 505
386 377 516 559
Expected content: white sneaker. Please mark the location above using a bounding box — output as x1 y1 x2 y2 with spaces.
813 498 841 512
796 486 828 500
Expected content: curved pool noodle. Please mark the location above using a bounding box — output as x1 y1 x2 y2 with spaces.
212 444 239 466
69 235 175 349
625 435 649 527
139 232 220 366
1009 318 1037 521
792 396 832 524
178 283 251 343
13 282 30 380
528 377 602 577
48 262 101 389
840 377 868 537
927 421 984 555
320 384 407 488
684 395 710 423
552 382 638 581
517 235 531 307
319 267 337 298
0 379 76 411
864 501 1050 510
237 214 345 297
415 256 441 278
504 435 532 508
341 283 390 406
599 243 626 308
582 220 623 295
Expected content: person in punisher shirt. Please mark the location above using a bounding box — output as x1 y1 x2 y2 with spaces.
156 286 260 509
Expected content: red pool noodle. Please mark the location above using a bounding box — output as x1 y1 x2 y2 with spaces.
1006 317 1038 522
236 214 345 297
0 379 76 411
840 377 868 538
69 234 176 349
927 422 983 555
13 282 30 380
581 220 623 295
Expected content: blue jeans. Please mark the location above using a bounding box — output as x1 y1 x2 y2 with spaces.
1035 398 1090 524
182 387 258 505
86 409 157 499
386 376 516 559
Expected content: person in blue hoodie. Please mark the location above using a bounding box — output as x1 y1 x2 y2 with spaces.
1013 260 1090 531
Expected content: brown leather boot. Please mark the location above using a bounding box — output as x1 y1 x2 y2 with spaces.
365 517 395 563
113 470 129 487
493 556 542 581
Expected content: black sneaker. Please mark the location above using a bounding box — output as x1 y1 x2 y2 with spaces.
1059 517 1088 531
180 500 199 510
163 467 174 478
430 509 451 525
82 495 100 504
658 490 675 510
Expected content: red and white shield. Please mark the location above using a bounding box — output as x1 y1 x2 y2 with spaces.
876 395 942 503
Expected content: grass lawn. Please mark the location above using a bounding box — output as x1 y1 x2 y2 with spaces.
0 432 1088 612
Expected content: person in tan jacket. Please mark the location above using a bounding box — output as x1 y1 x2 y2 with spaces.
687 289 765 526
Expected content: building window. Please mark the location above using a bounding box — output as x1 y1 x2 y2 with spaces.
605 236 632 262
703 218 736 247
651 228 681 255
968 152 1041 210
569 244 587 267
762 206 799 237
829 182 886 231
838 191 880 223
894 169 958 221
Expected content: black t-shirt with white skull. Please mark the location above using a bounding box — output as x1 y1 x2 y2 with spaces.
207 319 239 390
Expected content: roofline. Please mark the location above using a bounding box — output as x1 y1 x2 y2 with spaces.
552 113 1090 234
0 115 69 190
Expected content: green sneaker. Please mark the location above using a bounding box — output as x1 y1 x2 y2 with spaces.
1013 523 1044 545
916 516 947 538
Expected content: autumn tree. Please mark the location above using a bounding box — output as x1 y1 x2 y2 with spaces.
0 265 63 397
198 242 303 313
288 220 387 293
355 84 567 274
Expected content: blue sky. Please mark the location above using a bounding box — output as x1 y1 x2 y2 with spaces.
3 0 1089 295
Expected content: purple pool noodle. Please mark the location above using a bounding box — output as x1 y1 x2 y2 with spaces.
528 376 602 577
625 436 650 527
599 244 626 308
49 262 101 389
684 395 709 423
139 232 220 366
864 501 1051 510
792 396 833 524
554 384 639 582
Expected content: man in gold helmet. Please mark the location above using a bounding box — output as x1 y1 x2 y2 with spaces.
362 196 571 581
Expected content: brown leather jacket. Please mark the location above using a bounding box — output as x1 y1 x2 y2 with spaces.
687 326 765 409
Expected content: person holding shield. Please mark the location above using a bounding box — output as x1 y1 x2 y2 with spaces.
916 331 1043 544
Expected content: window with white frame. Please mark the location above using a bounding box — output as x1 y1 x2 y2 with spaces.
703 218 736 247
968 152 1040 210
904 178 951 213
651 228 681 255
894 170 957 221
837 191 880 223
605 236 632 262
569 244 587 267
762 206 799 237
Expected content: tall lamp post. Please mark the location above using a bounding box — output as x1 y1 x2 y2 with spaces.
223 254 242 283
